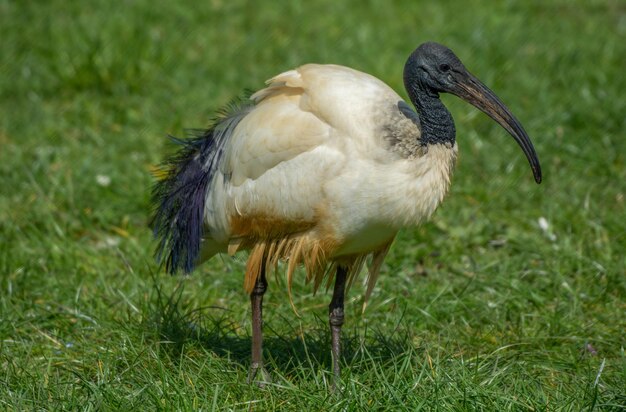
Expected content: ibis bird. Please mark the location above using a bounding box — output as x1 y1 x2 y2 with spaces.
152 42 541 386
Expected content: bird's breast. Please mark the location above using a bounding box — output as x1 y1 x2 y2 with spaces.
322 142 458 257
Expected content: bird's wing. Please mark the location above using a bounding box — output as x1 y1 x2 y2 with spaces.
254 64 406 142
229 70 335 186
206 66 348 245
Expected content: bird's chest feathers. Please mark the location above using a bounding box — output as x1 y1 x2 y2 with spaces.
396 143 458 224
327 142 457 255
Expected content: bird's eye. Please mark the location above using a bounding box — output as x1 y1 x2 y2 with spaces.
439 63 450 72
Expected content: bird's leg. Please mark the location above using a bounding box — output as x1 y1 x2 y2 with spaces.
248 266 270 387
329 265 348 389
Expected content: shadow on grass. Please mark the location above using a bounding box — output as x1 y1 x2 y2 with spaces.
145 275 415 379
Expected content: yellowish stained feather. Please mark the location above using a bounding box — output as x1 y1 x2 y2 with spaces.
362 240 393 312
150 164 171 181
243 242 265 293
228 238 243 256
240 230 394 315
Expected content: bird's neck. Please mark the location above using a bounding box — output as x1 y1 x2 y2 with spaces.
408 85 456 146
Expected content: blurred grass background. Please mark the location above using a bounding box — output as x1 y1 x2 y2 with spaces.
1 0 625 410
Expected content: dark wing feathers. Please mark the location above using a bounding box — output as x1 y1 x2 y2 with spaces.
151 98 252 274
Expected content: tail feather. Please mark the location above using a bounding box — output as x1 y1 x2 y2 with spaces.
151 98 252 274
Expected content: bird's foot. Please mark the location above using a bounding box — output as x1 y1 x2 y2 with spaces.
247 362 271 388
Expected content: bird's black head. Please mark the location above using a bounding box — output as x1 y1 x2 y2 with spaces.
404 42 542 184
403 42 467 96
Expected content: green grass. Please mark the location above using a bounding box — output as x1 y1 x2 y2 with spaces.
1 0 625 410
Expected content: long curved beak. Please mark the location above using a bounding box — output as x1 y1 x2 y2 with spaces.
452 73 542 184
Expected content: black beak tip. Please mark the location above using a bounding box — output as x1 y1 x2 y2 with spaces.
532 165 542 184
